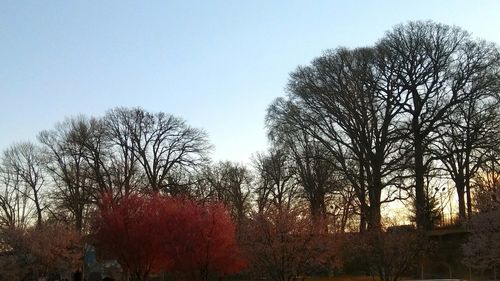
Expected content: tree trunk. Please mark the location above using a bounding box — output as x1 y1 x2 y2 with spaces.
34 193 43 227
414 136 427 230
359 205 368 233
75 210 83 233
310 194 327 233
455 179 467 220
368 174 383 232
367 202 381 232
466 180 473 219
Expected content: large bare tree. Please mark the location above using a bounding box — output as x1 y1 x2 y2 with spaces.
379 21 500 229
268 47 406 231
104 107 211 193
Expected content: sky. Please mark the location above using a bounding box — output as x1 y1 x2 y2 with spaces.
1 0 500 163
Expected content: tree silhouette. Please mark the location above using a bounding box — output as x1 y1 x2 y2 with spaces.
378 21 500 229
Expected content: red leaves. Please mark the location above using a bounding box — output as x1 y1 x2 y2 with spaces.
94 193 168 279
164 201 246 280
93 193 245 281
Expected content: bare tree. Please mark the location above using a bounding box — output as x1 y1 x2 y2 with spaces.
71 117 115 197
38 117 94 232
268 46 406 231
328 179 357 233
202 161 253 226
432 93 500 219
291 138 339 229
472 153 500 213
378 21 500 229
265 111 341 229
104 107 211 193
1 142 46 227
252 148 297 213
64 115 142 200
104 109 147 196
0 165 32 228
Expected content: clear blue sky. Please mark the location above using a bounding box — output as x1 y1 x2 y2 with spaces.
1 1 499 163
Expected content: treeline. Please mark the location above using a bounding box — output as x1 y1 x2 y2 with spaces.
0 20 499 281
1 21 500 234
0 108 211 232
267 20 500 231
0 105 356 234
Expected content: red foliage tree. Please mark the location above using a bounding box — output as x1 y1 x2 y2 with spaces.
163 199 246 281
93 194 169 281
93 193 245 281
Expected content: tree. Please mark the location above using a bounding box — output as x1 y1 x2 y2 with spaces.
162 199 246 281
24 223 82 278
267 104 344 230
408 186 442 229
378 21 500 229
104 107 211 193
0 224 82 281
252 148 297 214
241 207 331 281
328 181 358 233
431 57 500 220
39 117 95 232
93 193 245 281
288 139 338 229
268 21 500 231
103 109 144 197
347 227 426 281
201 161 252 227
463 153 499 280
93 193 168 281
68 116 118 199
2 142 47 226
0 163 32 228
463 209 500 279
472 154 500 213
268 46 406 232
